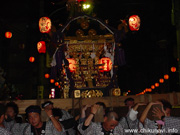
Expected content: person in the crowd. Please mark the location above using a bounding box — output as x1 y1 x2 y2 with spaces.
0 103 12 135
52 108 76 135
78 104 123 134
23 105 65 135
119 102 146 135
79 102 106 123
152 104 180 134
124 97 135 110
41 101 76 135
140 100 174 135
41 101 54 122
4 102 22 131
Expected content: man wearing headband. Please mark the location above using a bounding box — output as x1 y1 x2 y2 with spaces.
23 105 65 135
41 101 76 135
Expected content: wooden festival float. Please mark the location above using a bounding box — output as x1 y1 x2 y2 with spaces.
1 1 180 116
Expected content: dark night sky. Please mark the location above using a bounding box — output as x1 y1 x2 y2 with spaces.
0 0 179 98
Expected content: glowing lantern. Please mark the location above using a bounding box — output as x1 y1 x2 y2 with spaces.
155 83 159 87
37 41 46 53
171 67 176 72
67 58 77 72
5 31 12 38
148 88 152 92
29 57 35 62
99 57 112 72
151 85 155 89
129 15 140 31
159 78 164 83
164 74 169 80
51 88 55 99
50 79 55 83
39 17 51 33
58 85 61 89
45 74 50 78
55 82 59 86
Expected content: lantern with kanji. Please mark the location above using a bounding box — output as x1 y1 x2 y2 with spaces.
128 15 140 31
39 17 52 33
99 57 112 72
5 31 12 38
37 41 46 53
29 57 35 62
67 58 77 72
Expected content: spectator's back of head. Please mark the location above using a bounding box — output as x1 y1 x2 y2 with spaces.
96 102 106 109
124 98 135 109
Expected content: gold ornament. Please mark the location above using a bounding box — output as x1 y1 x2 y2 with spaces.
81 21 89 29
88 29 97 36
112 88 121 96
76 29 84 37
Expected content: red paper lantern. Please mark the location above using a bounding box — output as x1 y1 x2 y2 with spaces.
50 79 55 83
164 74 169 80
5 31 12 38
37 41 46 53
155 83 159 87
99 57 112 72
45 74 50 78
159 78 164 83
151 85 155 89
171 67 176 72
55 82 59 86
29 57 35 62
39 17 52 33
129 15 140 31
67 58 77 72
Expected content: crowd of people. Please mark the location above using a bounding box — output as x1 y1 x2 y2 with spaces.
0 98 180 135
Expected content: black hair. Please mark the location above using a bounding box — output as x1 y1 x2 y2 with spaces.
0 103 5 117
25 105 41 118
52 108 62 118
159 99 172 110
96 102 106 109
5 102 19 116
124 98 134 105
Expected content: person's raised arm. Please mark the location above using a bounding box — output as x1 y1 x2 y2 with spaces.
45 109 62 132
139 102 157 124
129 102 146 121
84 104 99 126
